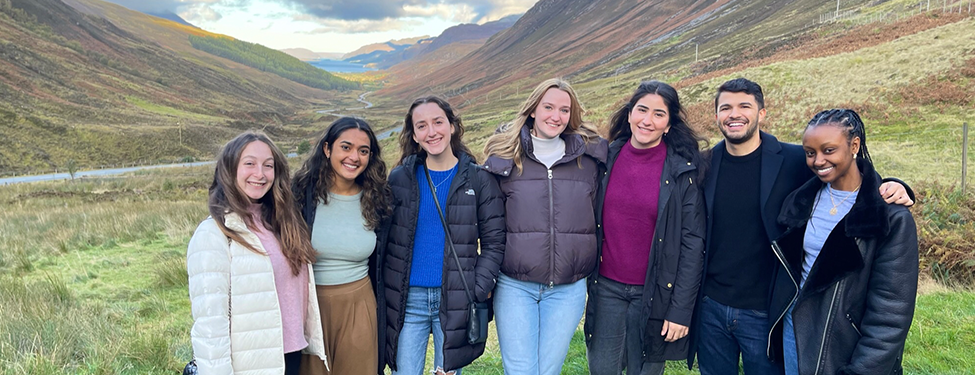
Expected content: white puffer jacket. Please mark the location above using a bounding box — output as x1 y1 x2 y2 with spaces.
187 213 328 374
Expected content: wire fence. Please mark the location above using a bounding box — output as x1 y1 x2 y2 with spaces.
821 0 973 25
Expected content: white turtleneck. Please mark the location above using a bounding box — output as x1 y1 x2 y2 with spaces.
531 133 566 169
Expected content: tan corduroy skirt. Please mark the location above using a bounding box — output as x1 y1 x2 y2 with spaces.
301 276 378 375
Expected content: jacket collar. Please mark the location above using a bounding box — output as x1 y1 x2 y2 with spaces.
224 211 249 232
608 137 696 176
778 157 890 239
484 126 607 176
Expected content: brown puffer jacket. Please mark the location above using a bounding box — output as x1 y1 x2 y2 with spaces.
483 126 608 286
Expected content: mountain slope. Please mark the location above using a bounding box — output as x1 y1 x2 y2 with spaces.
0 0 346 174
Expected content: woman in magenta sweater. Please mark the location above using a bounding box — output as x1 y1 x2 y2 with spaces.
585 80 707 375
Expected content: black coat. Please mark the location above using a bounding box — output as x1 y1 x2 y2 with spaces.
585 138 706 362
687 132 811 367
296 172 390 375
767 158 918 375
382 152 506 372
685 132 915 368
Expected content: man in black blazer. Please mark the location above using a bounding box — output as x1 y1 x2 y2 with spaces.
687 78 913 375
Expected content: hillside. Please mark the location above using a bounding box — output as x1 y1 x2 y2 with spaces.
342 36 430 61
280 48 343 61
0 0 353 174
366 0 973 188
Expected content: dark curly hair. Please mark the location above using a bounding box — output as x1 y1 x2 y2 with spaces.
292 117 390 230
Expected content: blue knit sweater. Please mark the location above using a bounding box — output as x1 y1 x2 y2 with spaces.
409 163 457 287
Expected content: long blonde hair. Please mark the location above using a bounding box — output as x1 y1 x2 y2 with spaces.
482 78 598 173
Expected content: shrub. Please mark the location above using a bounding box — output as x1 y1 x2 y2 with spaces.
913 183 975 286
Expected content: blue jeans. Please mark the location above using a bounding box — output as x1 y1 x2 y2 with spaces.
586 276 665 375
392 287 462 375
782 302 798 375
696 296 783 375
494 274 587 375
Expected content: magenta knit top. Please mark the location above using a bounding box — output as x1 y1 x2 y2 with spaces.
600 140 667 285
248 204 309 353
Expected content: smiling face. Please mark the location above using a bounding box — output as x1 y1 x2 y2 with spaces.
235 140 275 202
803 124 861 190
628 94 671 149
325 128 371 187
411 102 455 158
715 91 765 145
530 88 571 140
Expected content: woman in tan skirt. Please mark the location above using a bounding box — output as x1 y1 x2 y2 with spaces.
292 117 392 375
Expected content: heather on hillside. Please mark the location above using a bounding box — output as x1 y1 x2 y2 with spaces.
189 35 360 91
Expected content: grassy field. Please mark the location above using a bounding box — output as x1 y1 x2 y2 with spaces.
0 166 973 374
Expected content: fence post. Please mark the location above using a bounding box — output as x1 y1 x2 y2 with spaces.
963 122 969 192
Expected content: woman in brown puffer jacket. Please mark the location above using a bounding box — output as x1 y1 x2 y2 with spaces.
482 78 607 375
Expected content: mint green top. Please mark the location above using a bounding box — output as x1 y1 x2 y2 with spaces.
310 192 376 285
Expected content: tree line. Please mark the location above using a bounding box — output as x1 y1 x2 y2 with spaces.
189 35 359 91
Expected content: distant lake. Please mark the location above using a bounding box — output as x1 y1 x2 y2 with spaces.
308 59 375 73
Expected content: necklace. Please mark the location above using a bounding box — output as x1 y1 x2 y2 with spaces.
430 166 456 193
827 183 861 215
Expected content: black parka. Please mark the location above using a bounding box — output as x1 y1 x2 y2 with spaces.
584 137 706 362
382 152 506 372
767 158 918 375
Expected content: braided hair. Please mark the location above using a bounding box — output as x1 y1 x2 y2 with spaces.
806 109 871 164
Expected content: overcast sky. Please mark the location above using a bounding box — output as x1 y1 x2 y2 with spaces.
102 0 536 53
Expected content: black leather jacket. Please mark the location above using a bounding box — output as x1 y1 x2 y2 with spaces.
767 158 919 375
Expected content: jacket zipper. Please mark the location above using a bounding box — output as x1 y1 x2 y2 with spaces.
547 168 555 288
814 282 842 375
768 240 799 359
846 314 861 337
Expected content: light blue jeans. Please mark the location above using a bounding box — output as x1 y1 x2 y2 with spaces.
392 287 462 375
493 273 587 375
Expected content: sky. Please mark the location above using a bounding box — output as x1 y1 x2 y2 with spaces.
102 0 537 53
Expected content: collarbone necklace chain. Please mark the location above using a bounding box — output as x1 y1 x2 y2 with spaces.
827 182 861 215
431 166 456 193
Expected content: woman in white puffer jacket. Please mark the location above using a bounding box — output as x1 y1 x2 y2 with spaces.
187 131 329 374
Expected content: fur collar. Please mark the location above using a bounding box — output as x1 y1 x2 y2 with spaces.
778 157 891 239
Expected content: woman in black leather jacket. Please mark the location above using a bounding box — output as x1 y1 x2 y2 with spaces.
768 109 918 375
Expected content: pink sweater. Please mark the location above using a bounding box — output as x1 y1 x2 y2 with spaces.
248 204 309 353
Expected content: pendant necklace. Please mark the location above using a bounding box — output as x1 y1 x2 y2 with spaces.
827 182 861 215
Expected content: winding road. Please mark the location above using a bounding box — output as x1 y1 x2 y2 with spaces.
1 92 390 185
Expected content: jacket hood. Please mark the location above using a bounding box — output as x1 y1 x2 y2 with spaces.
778 157 891 239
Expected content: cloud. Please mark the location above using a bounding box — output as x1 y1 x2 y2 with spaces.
299 17 416 33
279 0 534 23
180 4 224 22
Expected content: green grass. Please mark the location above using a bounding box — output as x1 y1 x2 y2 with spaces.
0 167 972 374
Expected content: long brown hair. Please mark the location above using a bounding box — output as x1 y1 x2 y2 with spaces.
292 117 390 230
482 78 598 173
208 131 316 276
397 96 475 166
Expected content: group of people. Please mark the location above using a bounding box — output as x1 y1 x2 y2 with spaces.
186 77 920 375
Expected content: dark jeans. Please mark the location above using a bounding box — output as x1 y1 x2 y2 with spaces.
285 350 302 375
586 276 665 375
696 296 783 375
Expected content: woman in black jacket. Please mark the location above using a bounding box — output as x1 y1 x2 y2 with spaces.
768 109 918 375
585 81 706 375
292 117 391 375
382 96 506 375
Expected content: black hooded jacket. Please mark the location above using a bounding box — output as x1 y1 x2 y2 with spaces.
382 152 506 372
